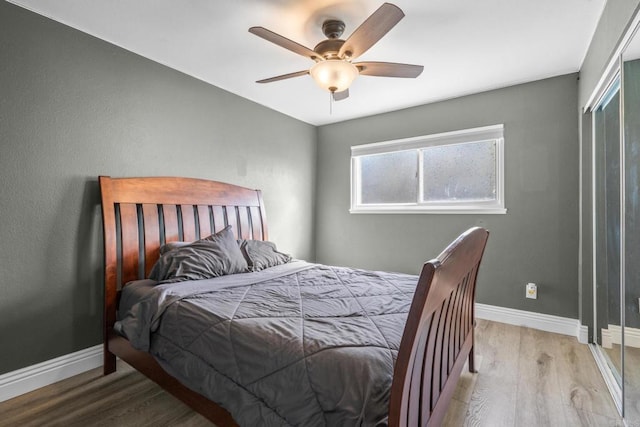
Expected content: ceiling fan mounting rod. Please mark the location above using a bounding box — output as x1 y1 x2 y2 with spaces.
322 19 345 39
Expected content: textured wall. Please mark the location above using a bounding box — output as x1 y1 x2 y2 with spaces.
316 74 580 319
0 2 316 375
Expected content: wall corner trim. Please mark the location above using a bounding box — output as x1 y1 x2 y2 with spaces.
0 344 102 403
476 303 587 343
578 325 589 344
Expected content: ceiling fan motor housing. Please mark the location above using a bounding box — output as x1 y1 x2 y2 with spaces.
314 39 345 59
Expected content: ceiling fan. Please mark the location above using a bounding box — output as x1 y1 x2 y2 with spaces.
249 2 423 101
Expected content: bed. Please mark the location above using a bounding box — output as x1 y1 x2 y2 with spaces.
99 175 489 426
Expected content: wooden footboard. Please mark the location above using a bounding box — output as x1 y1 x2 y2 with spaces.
389 227 489 427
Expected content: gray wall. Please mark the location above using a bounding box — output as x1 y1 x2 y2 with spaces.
0 2 317 375
315 74 580 319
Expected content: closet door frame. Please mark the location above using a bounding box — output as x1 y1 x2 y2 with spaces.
589 70 624 415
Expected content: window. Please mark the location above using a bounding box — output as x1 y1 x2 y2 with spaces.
350 124 506 214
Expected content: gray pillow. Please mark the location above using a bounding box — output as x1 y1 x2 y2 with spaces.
158 226 236 255
150 225 248 283
159 241 192 255
239 239 292 271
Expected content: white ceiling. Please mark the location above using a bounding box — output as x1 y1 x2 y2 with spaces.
10 0 606 126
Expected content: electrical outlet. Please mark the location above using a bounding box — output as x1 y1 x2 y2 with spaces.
526 283 537 299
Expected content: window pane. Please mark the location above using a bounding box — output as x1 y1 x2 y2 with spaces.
360 151 418 204
422 140 496 202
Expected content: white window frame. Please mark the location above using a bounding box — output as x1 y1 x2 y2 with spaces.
350 124 506 214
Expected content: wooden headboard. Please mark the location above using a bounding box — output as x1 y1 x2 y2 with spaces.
99 176 268 374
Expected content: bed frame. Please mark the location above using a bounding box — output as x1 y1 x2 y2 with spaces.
100 175 488 427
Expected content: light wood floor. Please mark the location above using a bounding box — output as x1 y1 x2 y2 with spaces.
0 320 623 427
443 320 622 427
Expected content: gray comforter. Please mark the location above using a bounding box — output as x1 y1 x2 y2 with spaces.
117 261 418 426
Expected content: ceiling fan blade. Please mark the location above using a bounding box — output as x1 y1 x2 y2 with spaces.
332 89 349 101
256 70 309 84
355 61 423 78
249 27 320 61
338 3 404 60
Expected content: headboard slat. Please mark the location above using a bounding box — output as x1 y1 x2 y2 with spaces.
181 204 197 241
142 204 161 278
225 206 239 239
119 203 140 284
257 191 269 241
238 207 250 240
249 206 262 240
197 205 212 237
163 205 180 243
212 206 225 233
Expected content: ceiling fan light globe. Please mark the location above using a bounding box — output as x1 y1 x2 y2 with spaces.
310 60 358 93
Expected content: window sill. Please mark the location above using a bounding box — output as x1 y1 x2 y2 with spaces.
349 206 507 215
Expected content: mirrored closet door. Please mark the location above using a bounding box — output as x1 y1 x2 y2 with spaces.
591 21 640 426
622 30 640 425
593 77 622 397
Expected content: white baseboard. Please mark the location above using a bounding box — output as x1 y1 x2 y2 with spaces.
0 344 102 403
475 303 588 343
0 304 589 404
